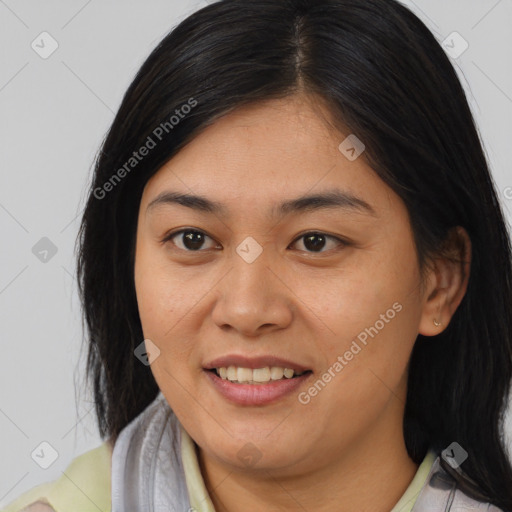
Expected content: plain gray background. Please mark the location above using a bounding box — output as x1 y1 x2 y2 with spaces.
1 0 511 507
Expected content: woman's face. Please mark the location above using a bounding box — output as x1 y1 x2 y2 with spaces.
134 94 434 476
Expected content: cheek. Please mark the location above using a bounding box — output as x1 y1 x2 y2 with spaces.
296 303 419 453
134 249 200 403
298 244 420 347
134 238 224 391
302 246 422 408
134 236 191 348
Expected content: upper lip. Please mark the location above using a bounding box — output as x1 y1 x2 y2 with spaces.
203 355 312 373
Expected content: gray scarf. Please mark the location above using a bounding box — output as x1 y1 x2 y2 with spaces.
111 392 191 512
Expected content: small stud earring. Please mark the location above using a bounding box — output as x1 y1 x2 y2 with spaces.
433 318 442 327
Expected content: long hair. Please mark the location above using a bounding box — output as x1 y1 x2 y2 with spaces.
76 0 512 507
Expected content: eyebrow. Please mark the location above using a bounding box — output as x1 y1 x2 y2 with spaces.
146 189 377 218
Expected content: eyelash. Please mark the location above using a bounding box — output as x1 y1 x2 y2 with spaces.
161 228 348 254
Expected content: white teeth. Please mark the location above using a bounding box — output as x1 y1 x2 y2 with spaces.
214 366 305 384
227 366 237 380
270 367 284 380
237 367 253 383
283 368 294 379
253 367 270 382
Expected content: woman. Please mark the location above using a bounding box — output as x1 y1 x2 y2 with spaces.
4 0 512 510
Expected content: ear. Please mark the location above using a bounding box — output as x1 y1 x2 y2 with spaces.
418 226 472 336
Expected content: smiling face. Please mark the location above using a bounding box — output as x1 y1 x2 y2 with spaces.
134 93 433 477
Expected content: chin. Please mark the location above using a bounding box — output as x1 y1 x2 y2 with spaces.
198 428 309 473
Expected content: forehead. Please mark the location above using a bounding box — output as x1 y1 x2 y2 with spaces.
141 94 398 219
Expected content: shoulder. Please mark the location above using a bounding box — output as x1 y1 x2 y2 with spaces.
1 441 112 512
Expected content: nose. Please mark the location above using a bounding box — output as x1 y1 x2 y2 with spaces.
211 247 294 337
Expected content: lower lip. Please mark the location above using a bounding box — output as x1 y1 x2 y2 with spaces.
204 370 312 406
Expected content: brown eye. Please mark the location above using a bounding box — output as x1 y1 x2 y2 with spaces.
164 229 219 251
291 232 346 253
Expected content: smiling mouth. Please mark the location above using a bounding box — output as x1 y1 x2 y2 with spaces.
207 366 312 385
